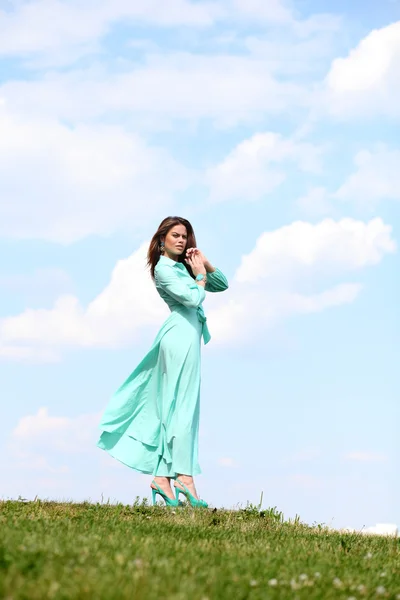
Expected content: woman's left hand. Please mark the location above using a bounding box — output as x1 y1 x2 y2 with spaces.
186 247 209 266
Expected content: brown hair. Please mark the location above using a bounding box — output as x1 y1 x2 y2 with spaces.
147 216 197 280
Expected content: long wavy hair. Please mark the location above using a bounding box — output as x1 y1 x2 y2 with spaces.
147 216 197 281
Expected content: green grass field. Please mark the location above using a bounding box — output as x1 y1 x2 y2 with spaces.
0 498 399 599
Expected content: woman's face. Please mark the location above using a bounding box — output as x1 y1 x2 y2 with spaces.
163 224 188 259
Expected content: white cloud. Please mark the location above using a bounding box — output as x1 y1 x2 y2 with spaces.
338 522 398 536
208 283 361 344
231 0 292 24
325 20 400 118
0 268 74 309
11 454 71 474
207 132 322 203
13 407 76 438
0 219 395 359
0 54 307 127
292 12 342 38
297 147 400 215
4 406 101 479
235 218 395 283
244 32 338 76
0 0 222 62
207 217 395 343
0 0 335 66
0 2 338 129
0 1 338 131
272 283 361 312
11 406 100 453
361 523 398 536
0 268 72 293
1 406 113 498
0 106 191 242
335 148 400 207
1 406 137 501
0 242 166 357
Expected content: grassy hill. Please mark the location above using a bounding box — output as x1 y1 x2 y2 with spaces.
0 498 399 599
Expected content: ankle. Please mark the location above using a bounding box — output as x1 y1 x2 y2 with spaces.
177 474 193 485
154 476 170 485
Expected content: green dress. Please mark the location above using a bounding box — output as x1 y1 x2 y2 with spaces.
96 255 229 477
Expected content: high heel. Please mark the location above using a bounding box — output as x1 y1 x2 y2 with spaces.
151 480 180 507
174 478 208 508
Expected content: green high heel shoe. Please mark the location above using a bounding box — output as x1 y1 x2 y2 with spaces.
151 480 180 507
174 478 208 508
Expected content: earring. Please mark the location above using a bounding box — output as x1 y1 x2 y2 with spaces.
159 241 165 254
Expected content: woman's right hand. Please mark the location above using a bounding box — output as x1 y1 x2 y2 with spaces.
185 253 206 278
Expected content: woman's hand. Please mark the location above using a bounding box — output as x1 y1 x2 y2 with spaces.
186 248 210 268
185 251 207 278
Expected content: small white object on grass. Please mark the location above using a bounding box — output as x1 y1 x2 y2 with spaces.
376 586 386 595
290 579 300 590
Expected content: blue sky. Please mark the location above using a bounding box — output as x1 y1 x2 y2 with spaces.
0 0 399 531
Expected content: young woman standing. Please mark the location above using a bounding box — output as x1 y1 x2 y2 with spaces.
97 216 229 507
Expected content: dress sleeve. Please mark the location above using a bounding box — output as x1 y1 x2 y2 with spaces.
155 265 206 308
205 268 229 293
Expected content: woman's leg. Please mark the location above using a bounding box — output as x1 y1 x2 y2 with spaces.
151 476 175 499
175 474 200 499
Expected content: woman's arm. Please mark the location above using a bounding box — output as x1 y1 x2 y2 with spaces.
204 267 229 292
155 265 206 308
185 248 229 293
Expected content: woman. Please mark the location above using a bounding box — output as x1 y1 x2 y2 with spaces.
97 216 229 508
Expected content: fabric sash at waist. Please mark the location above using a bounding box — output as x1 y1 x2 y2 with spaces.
196 305 211 345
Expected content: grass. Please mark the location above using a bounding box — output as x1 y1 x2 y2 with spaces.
0 498 399 599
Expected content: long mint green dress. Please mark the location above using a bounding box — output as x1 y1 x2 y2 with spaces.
96 255 229 477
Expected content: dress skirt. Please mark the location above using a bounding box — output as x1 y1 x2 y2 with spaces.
97 307 202 477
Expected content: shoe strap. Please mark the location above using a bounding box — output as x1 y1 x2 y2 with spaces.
175 478 190 494
176 479 202 501
152 480 166 496
175 481 206 505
